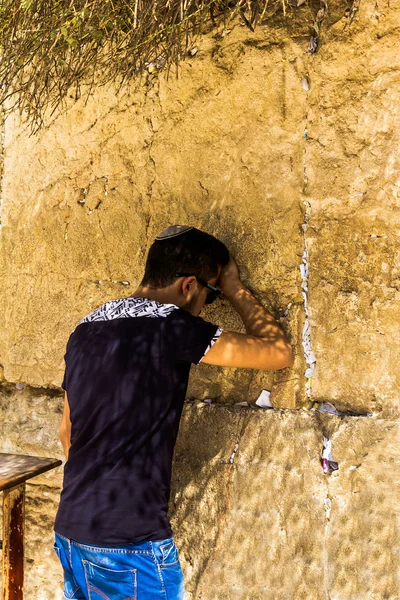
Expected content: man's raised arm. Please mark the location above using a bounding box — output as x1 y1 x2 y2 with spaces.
201 257 294 371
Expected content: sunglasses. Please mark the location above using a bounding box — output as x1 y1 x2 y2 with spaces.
175 273 221 305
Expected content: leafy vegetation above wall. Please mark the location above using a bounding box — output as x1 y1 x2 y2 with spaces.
0 0 356 131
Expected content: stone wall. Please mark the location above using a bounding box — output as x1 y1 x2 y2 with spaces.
0 0 399 597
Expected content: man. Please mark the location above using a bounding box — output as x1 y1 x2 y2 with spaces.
54 225 293 599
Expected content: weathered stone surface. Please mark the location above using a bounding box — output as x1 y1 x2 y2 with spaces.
1 2 398 414
305 0 400 416
0 25 306 408
326 417 400 600
0 389 398 600
0 0 399 598
0 385 64 486
170 405 400 600
171 404 327 599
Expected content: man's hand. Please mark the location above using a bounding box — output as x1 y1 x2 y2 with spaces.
218 256 242 297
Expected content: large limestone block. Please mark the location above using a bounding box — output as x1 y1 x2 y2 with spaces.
305 0 400 416
171 404 400 599
307 212 400 417
170 403 327 599
0 384 65 486
325 417 400 600
0 26 308 407
1 387 398 599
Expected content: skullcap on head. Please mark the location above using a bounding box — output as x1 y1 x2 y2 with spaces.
155 225 194 240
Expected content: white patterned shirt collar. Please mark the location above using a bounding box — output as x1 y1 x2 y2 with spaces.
79 297 180 325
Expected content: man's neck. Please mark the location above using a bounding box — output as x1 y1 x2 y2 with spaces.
130 285 184 308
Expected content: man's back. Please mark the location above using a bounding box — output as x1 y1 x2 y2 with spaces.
55 296 222 545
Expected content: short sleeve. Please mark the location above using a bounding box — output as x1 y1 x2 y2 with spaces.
167 309 223 365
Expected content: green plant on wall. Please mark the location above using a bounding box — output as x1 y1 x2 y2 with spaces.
0 0 328 131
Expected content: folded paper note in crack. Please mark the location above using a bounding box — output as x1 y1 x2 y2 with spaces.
255 390 273 408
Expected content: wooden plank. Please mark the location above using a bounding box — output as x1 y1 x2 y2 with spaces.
2 483 25 600
0 454 62 492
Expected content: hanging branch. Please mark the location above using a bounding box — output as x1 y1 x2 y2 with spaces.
0 0 301 130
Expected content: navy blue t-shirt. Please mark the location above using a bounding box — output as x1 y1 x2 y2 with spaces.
54 297 222 545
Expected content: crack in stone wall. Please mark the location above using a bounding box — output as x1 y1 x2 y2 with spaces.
301 84 317 402
300 199 316 400
322 491 332 600
0 109 4 230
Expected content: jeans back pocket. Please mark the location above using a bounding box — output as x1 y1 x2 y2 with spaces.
83 560 137 600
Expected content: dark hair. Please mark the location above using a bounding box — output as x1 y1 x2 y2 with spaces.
140 227 230 288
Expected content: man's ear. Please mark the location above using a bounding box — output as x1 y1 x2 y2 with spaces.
181 276 197 298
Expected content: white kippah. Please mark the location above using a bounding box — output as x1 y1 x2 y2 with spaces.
155 225 194 240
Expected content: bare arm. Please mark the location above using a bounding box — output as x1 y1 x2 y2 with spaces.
202 257 294 370
59 392 72 460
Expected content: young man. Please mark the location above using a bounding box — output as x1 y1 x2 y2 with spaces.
54 225 293 600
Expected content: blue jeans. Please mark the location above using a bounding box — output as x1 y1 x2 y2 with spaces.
53 532 186 600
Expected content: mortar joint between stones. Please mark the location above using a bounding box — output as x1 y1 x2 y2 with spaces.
301 88 316 402
0 107 5 230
